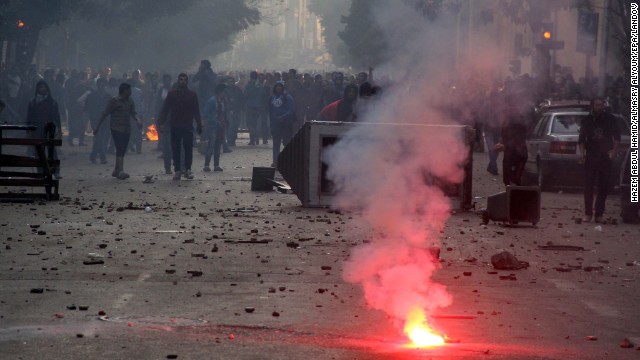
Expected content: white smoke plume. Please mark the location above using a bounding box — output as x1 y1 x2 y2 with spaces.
323 1 508 335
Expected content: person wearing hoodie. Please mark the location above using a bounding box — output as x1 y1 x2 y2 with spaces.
26 80 62 179
268 81 295 168
318 84 359 122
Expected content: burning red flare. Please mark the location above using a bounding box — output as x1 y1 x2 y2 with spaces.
403 307 445 348
146 124 159 141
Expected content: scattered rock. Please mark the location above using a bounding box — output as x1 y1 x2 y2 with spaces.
245 307 255 313
620 338 634 348
321 266 332 271
491 251 529 270
83 260 104 265
272 311 280 317
30 288 44 294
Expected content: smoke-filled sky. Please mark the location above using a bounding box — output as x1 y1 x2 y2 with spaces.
323 0 508 336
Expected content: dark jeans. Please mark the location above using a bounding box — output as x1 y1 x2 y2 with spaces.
129 119 142 152
204 125 224 167
111 129 131 157
584 154 612 217
69 107 87 144
90 118 109 161
502 148 526 186
226 110 241 146
484 129 500 173
246 107 261 143
170 127 193 172
159 131 172 171
271 119 293 167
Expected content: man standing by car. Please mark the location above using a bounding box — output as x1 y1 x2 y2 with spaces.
578 97 620 223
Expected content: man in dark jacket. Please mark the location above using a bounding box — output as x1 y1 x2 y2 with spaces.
244 71 266 146
157 73 203 180
578 97 620 223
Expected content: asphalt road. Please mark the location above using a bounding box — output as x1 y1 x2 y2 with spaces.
0 135 639 359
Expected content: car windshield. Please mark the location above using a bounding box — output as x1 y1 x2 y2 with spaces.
551 114 584 134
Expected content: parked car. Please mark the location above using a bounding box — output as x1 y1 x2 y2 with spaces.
523 107 630 191
619 148 640 223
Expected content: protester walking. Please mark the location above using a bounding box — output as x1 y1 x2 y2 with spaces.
157 73 203 180
93 83 142 180
578 97 620 223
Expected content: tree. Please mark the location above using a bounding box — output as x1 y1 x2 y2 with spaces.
336 0 459 68
0 0 84 67
307 0 351 67
337 0 387 68
1 0 262 72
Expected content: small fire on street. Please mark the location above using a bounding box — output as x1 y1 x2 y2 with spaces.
146 124 159 141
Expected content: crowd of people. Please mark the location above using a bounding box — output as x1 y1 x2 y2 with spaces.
0 61 383 179
0 60 627 186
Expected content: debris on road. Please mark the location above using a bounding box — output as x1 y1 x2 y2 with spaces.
491 251 529 270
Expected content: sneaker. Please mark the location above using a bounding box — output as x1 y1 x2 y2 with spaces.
263 140 268 145
89 156 96 164
582 215 592 223
173 171 181 180
165 169 173 175
203 166 211 172
248 141 255 146
184 170 194 179
214 166 223 172
117 172 130 180
594 216 604 223
112 170 120 178
223 148 233 153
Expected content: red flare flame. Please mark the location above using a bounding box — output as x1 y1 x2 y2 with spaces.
403 307 445 348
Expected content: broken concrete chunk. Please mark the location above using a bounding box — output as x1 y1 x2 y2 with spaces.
491 251 529 270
